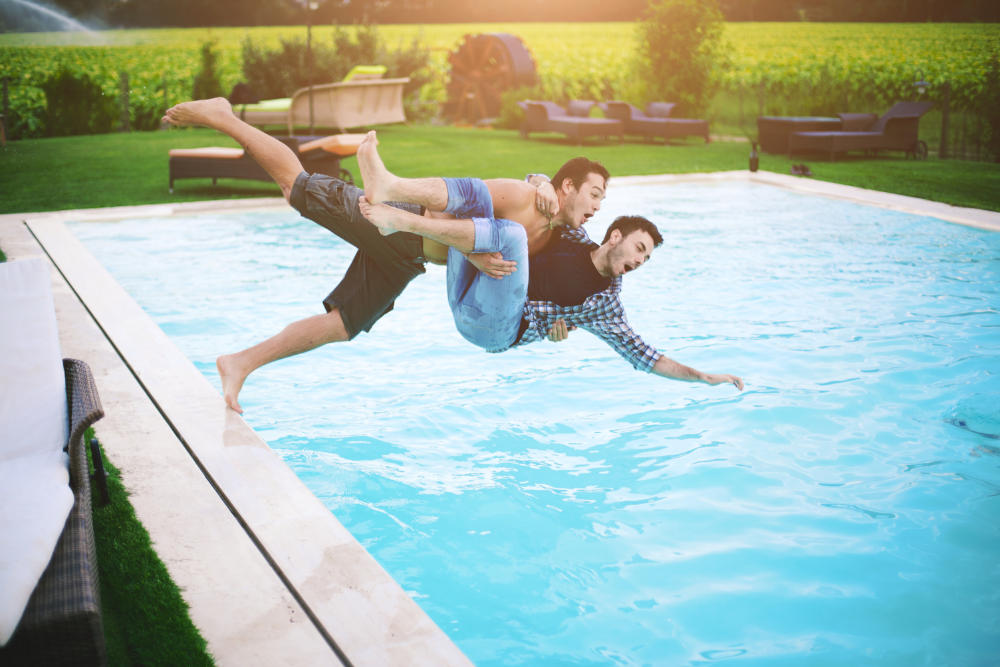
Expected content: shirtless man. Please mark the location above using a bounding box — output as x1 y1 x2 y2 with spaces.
161 98 610 412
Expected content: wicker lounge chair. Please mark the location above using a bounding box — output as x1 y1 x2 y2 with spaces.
519 100 624 144
237 66 409 135
168 133 363 192
788 101 933 160
602 101 710 143
2 359 106 665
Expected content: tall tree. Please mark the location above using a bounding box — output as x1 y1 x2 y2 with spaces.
635 0 725 116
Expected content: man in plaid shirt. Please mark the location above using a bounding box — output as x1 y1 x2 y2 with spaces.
513 224 662 373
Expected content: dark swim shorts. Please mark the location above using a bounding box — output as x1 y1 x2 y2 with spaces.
289 171 427 339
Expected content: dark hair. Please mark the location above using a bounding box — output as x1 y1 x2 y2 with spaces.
550 156 610 192
602 215 663 246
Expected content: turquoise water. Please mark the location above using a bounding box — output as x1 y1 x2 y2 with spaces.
70 182 1000 665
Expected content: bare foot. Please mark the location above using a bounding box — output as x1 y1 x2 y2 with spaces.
162 97 235 129
358 195 404 236
357 130 399 204
216 353 249 413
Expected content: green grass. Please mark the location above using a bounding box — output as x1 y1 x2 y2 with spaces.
2 124 999 213
87 429 214 666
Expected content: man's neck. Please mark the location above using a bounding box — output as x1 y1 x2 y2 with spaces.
590 247 611 278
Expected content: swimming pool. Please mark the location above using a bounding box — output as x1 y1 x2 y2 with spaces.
69 181 1000 665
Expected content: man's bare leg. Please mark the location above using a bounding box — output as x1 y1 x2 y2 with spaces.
357 130 449 209
215 309 350 413
162 98 303 200
358 196 477 253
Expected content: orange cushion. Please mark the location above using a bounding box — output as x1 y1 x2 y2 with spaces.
169 147 245 159
299 133 366 157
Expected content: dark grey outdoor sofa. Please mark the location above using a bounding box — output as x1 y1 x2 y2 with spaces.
787 101 934 160
1 359 107 666
519 100 624 144
601 101 710 143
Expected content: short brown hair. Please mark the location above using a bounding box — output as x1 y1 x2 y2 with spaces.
602 215 663 246
551 157 610 192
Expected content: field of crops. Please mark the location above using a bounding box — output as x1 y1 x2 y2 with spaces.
1 22 998 138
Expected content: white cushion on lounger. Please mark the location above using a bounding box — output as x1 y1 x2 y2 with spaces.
0 257 73 646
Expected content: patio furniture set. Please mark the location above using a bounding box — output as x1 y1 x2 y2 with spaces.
518 99 710 145
759 101 934 160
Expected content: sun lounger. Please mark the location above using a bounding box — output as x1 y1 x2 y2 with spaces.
601 101 710 143
1 258 107 665
168 133 364 192
237 66 409 134
519 100 624 144
788 101 933 160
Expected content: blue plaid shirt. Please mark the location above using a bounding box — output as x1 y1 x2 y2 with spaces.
511 227 662 372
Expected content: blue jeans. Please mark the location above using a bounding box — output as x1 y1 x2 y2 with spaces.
443 178 528 352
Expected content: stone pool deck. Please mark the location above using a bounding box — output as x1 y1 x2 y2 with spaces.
1 172 996 666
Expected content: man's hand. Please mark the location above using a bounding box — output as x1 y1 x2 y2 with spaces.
534 181 559 220
467 251 517 279
547 318 575 342
704 374 745 391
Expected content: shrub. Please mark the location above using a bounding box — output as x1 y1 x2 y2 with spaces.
40 68 116 137
192 42 224 100
635 0 724 116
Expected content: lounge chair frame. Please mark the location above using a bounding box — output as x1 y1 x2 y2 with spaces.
788 102 933 160
519 100 624 145
169 135 357 193
1 359 106 665
601 101 710 143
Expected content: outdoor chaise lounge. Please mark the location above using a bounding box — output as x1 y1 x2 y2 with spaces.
1 258 108 665
235 65 409 135
519 100 624 144
168 133 363 192
787 101 934 160
601 101 710 143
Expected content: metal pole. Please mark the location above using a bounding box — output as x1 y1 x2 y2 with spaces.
939 81 950 159
2 76 9 144
307 7 314 135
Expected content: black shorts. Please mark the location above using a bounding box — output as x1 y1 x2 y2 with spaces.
289 171 426 339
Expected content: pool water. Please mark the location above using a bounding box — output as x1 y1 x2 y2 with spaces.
70 182 1000 665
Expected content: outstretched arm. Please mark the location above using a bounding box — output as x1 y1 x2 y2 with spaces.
652 356 744 390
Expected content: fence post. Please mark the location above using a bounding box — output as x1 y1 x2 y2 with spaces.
939 81 950 159
119 71 130 132
2 76 8 144
162 75 168 119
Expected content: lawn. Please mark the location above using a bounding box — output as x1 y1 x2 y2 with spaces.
3 124 1000 214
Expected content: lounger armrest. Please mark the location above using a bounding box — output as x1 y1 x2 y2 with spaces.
601 101 633 122
64 359 104 462
837 113 878 131
645 102 676 118
567 100 596 117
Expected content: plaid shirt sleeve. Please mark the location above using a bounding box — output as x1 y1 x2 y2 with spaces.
516 279 662 373
561 226 593 246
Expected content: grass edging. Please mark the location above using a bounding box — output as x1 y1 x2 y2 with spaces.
86 428 214 666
